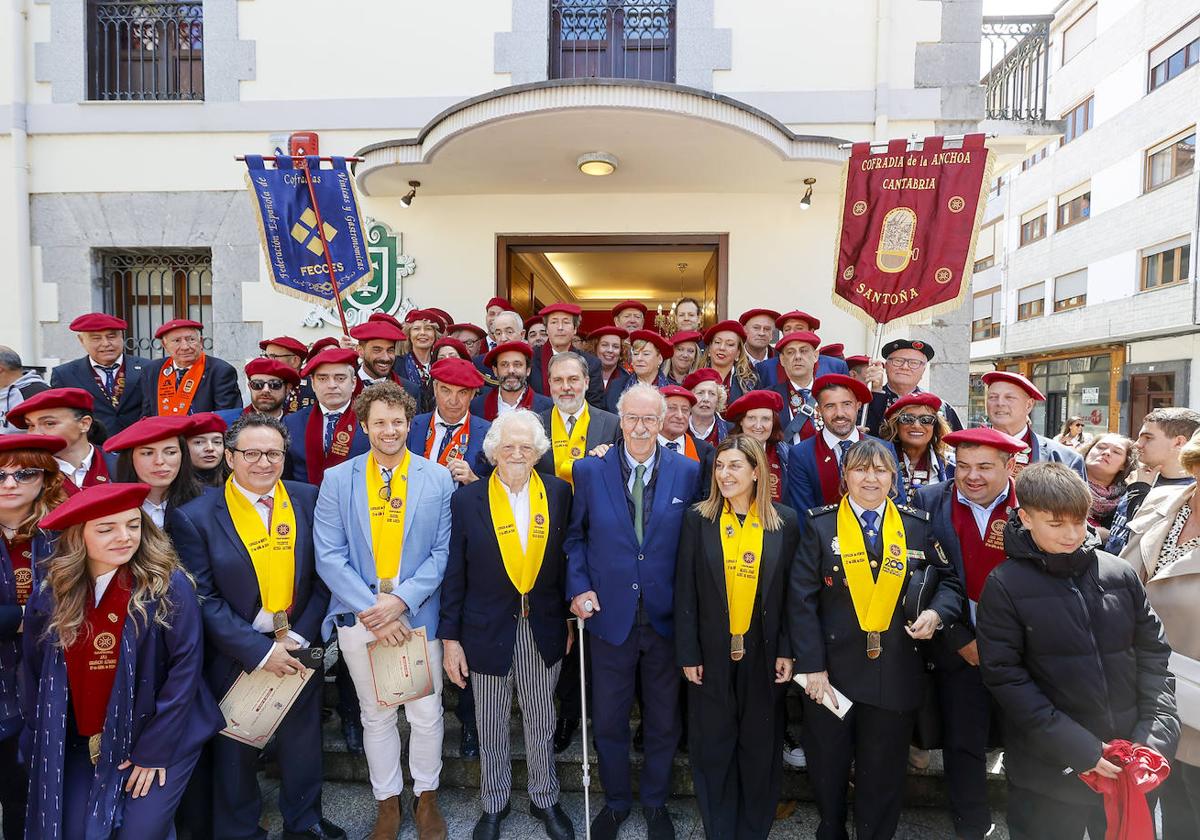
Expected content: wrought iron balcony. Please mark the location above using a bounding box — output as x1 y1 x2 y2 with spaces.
550 0 676 83
87 1 204 101
981 16 1053 122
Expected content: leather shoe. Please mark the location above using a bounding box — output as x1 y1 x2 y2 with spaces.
643 806 675 840
553 717 578 753
413 790 448 840
460 721 480 758
283 818 347 840
368 795 401 840
530 802 575 839
589 806 629 840
341 718 364 755
471 802 509 840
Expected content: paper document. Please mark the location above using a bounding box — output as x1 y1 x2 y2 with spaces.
368 627 435 707
219 665 315 747
793 673 853 719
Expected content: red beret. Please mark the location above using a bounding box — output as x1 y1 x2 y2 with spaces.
845 354 870 369
775 331 820 353
982 370 1045 401
485 297 516 312
943 427 1027 454
103 415 194 453
738 308 781 325
349 321 406 343
300 348 360 378
69 313 127 332
683 368 725 391
433 337 472 361
154 319 203 339
431 357 484 388
185 413 228 437
0 434 69 456
5 388 95 428
812 374 872 405
524 316 544 330
776 310 821 331
539 302 583 318
484 341 534 368
427 308 454 331
703 320 747 345
404 309 444 329
628 329 672 357
258 336 308 357
39 482 152 531
588 326 628 342
611 300 648 318
368 312 404 329
725 389 785 421
819 343 845 358
659 384 697 406
670 330 703 347
884 392 943 418
449 323 487 340
244 358 301 385
305 336 341 360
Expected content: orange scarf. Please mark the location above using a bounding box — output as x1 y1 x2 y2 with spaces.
156 354 206 415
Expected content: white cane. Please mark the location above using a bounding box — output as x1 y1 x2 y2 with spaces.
578 600 594 840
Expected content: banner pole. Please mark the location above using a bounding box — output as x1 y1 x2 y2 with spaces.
297 157 351 337
861 321 886 428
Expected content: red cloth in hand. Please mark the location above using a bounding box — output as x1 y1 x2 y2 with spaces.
1078 740 1170 840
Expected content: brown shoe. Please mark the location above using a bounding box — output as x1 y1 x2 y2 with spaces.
368 795 402 840
413 790 448 840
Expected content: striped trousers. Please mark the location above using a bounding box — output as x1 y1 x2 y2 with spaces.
473 617 563 814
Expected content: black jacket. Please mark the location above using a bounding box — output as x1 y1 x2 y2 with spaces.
789 502 962 712
977 516 1180 804
528 344 606 411
141 354 243 415
51 354 153 435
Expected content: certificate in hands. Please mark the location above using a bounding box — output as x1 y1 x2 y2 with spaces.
218 647 322 747
367 627 435 707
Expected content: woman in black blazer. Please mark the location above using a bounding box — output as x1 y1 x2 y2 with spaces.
674 434 800 839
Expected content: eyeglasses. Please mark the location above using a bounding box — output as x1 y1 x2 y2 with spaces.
621 415 662 427
0 467 45 485
230 448 286 464
896 413 937 426
887 358 926 370
262 352 298 361
248 379 286 392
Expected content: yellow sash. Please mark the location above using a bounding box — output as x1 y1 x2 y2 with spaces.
719 503 764 636
224 478 296 613
551 405 591 485
835 498 907 632
366 450 411 582
488 471 550 594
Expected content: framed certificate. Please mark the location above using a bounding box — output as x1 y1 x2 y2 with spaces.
218 665 315 748
367 627 436 707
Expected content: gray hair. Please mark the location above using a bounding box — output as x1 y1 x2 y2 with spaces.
0 346 23 372
481 409 551 465
492 310 524 333
617 381 667 420
546 351 589 382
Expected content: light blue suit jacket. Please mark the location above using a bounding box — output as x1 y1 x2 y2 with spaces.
313 450 455 640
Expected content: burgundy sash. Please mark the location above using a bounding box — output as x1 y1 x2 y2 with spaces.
951 482 1017 601
304 406 358 484
4 537 32 605
482 386 535 421
89 360 126 409
813 434 843 506
61 448 111 497
64 567 133 737
766 445 784 502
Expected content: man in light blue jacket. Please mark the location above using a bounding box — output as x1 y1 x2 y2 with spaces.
314 381 454 840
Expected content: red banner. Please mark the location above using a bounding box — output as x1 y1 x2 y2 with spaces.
832 134 993 326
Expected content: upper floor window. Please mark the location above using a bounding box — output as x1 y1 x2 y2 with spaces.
1021 146 1049 171
1146 129 1196 191
1062 5 1097 66
550 0 676 83
1149 16 1200 91
1054 269 1088 312
974 219 1004 272
1057 183 1091 230
1062 96 1094 144
87 1 203 101
1141 237 1192 291
1020 206 1047 246
1017 283 1046 321
100 249 213 356
972 289 1001 340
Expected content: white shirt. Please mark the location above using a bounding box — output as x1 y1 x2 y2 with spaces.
554 405 586 436
823 427 862 464
429 409 468 460
657 434 688 454
91 354 125 378
497 476 532 550
787 374 815 393
624 446 657 493
93 568 118 606
142 497 168 529
320 400 352 418
847 498 888 525
56 445 96 488
689 417 716 440
496 389 526 416
955 485 1010 540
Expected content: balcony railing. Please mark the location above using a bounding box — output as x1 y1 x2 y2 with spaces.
87 1 204 101
981 15 1052 122
550 0 676 83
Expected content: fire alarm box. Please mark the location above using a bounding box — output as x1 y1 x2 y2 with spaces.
289 132 319 157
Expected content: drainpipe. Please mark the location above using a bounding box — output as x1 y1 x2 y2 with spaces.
11 0 34 360
873 0 891 141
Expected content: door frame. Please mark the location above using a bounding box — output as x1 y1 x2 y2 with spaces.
495 233 729 321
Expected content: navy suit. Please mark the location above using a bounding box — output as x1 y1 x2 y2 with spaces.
50 354 152 435
565 445 699 811
406 411 492 484
786 434 898 516
755 354 848 387
168 482 331 839
528 344 607 411
282 404 370 484
141 354 243 415
601 367 632 414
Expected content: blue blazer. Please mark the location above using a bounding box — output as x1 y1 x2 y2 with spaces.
167 482 331 694
785 433 898 516
439 473 573 676
282 404 371 484
754 354 848 387
50 354 153 436
565 445 700 646
406 412 492 483
313 452 454 640
141 355 243 415
468 388 553 421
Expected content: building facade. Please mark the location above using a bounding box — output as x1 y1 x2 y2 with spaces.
970 0 1199 436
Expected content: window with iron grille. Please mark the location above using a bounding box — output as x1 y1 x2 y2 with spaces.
87 1 204 101
550 0 676 83
99 249 213 356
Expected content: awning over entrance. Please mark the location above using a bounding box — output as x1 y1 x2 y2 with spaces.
354 79 849 197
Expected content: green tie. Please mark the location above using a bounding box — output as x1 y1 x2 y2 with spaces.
633 463 646 544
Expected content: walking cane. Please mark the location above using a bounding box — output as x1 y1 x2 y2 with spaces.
578 600 594 840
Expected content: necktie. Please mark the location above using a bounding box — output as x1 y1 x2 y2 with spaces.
837 439 854 468
861 509 879 551
665 441 679 452
257 495 274 531
436 423 462 461
632 464 646 544
98 364 118 396
566 415 577 436
175 367 186 387
324 412 342 453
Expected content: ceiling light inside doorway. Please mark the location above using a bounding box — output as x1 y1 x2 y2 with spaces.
800 178 816 210
578 152 619 177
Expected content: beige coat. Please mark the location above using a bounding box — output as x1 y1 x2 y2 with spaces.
1120 483 1200 765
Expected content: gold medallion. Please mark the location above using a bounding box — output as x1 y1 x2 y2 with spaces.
88 733 102 765
866 631 882 660
731 634 745 662
379 578 394 594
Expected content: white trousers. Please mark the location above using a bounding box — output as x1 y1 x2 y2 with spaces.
337 621 445 800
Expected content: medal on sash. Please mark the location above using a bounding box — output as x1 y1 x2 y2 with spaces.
551 405 591 485
367 451 410 594
156 354 207 415
224 479 297 635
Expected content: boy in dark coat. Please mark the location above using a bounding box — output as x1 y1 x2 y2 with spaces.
977 462 1179 840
